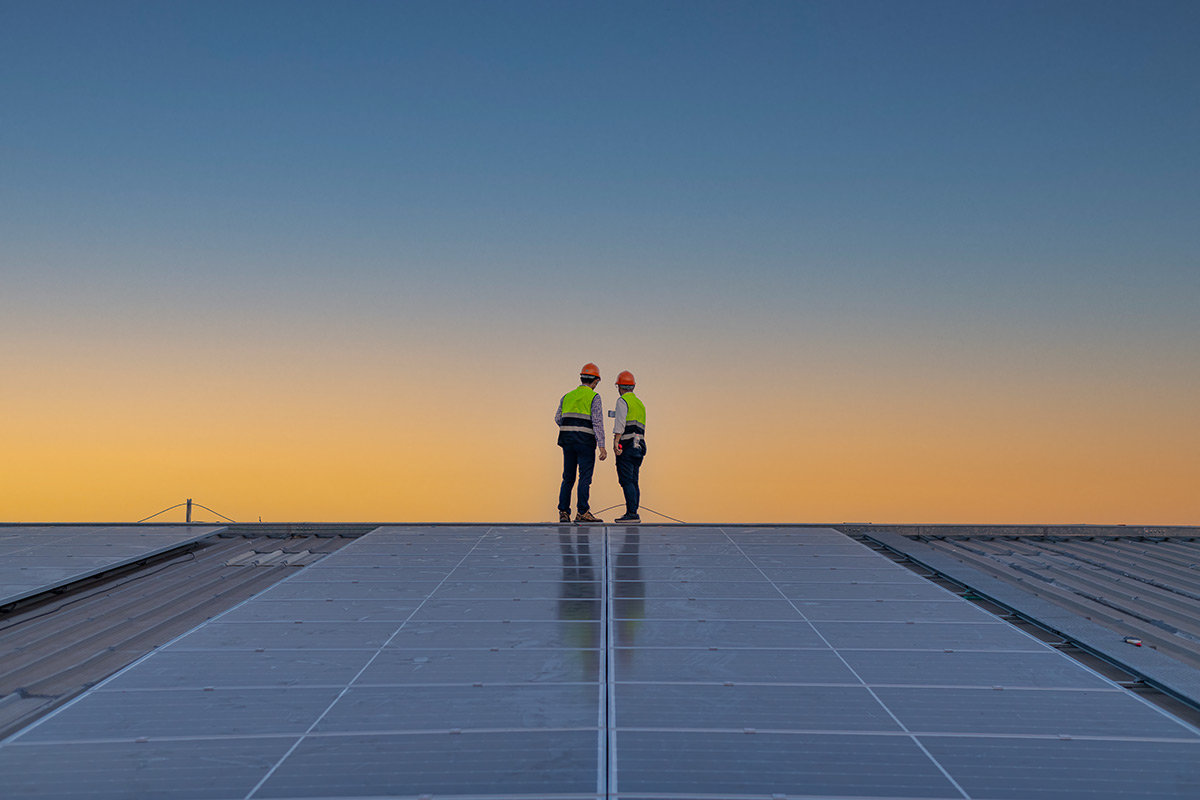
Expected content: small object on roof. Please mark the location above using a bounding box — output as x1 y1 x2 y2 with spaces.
1123 636 1143 646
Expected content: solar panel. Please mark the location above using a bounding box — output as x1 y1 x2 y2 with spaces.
605 525 1200 799
2 524 1198 800
0 525 224 606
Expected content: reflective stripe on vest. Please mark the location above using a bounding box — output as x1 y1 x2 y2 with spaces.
619 392 646 442
559 386 597 436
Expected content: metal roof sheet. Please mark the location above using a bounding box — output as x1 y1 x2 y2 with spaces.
862 530 1200 674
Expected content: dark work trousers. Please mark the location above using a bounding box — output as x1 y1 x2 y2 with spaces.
615 450 643 515
558 442 597 513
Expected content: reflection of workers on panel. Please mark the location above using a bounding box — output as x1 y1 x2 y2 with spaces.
613 527 644 668
611 370 646 524
555 363 607 524
557 526 601 678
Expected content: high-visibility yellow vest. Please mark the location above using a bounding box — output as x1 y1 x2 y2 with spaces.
558 385 598 445
618 392 646 446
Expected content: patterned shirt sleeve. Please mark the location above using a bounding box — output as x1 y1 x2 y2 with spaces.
591 394 606 446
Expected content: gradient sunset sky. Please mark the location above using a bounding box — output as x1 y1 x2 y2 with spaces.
3 1 1197 524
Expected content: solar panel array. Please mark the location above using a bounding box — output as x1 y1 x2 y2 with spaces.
1 525 1198 799
0 525 224 606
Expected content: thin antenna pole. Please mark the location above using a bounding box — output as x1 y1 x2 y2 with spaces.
186 498 192 523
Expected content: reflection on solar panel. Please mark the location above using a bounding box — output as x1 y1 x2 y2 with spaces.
0 525 224 606
1 525 1198 800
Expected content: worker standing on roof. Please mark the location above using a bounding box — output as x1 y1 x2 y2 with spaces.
611 370 646 523
555 363 607 523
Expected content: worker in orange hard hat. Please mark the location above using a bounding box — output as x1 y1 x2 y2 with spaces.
611 370 646 523
554 363 607 523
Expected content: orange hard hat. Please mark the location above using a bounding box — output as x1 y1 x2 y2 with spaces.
616 370 636 387
580 362 601 379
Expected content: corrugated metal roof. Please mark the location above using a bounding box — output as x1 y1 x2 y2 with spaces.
0 532 355 737
870 532 1200 672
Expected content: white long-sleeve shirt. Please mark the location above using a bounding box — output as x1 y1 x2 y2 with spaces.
611 396 629 438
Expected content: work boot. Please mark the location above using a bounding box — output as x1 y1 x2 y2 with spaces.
575 510 603 524
559 510 571 524
614 513 641 523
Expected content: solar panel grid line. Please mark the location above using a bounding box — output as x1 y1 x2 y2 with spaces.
619 617 1003 625
917 731 1200 744
8 728 606 744
87 681 603 694
609 680 1129 693
241 527 497 800
827 646 1049 650
608 726 1200 744
603 527 616 798
715 526 973 800
615 645 833 650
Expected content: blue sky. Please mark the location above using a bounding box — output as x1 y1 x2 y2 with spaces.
7 3 1198 306
2 1 1198 521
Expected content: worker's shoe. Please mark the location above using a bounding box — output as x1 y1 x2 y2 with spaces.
575 511 603 524
558 510 571 523
614 513 641 523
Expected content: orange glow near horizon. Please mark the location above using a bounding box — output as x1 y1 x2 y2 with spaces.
5 337 1197 525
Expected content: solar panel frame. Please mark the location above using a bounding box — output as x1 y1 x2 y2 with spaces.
0 525 224 606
